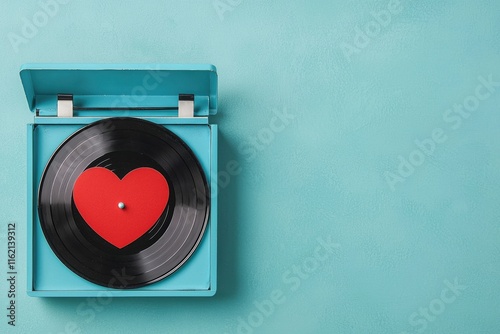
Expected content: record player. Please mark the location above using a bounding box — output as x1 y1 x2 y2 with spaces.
22 64 218 297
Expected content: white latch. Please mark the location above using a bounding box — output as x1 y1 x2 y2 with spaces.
57 94 73 117
178 94 194 118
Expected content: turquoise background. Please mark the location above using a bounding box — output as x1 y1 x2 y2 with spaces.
0 0 499 333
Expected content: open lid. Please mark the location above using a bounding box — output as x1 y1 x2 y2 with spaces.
20 64 218 116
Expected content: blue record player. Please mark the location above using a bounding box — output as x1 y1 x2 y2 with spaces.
21 64 218 297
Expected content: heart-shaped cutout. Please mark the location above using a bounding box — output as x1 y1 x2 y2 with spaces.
73 167 169 249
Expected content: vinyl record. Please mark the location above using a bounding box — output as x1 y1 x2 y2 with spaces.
38 117 210 288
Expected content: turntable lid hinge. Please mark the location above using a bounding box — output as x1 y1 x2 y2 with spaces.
178 94 194 118
57 94 74 117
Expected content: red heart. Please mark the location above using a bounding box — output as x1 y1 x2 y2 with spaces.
73 167 169 249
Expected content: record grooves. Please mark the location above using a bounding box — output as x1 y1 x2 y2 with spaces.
38 117 210 288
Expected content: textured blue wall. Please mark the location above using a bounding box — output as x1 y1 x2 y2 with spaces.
0 0 499 333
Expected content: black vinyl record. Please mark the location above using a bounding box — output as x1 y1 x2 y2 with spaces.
38 117 210 288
